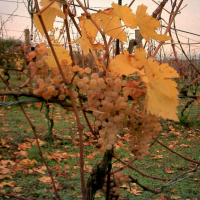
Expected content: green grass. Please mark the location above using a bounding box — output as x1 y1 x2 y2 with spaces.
0 75 200 199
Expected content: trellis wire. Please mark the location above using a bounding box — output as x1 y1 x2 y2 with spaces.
0 98 42 106
131 167 200 200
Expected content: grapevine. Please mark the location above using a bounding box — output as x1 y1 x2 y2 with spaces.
0 0 192 199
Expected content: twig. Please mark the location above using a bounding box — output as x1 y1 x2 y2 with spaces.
168 0 184 76
63 4 75 66
152 0 184 57
79 98 98 140
20 68 37 88
152 0 168 18
152 136 200 165
110 156 137 175
129 175 161 194
37 0 56 15
115 155 167 181
181 99 195 116
0 192 32 200
129 0 136 7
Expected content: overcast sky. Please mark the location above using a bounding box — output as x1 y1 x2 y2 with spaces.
0 0 200 56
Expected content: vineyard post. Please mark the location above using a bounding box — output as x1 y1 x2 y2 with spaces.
24 28 32 92
115 0 122 55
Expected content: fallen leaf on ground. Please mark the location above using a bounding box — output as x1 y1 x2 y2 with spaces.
18 159 37 167
155 194 167 200
165 167 175 174
18 143 31 150
0 181 16 188
171 195 181 199
151 154 163 160
170 188 177 193
13 187 22 192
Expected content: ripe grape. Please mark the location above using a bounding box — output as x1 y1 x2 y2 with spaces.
27 51 36 60
106 144 112 150
72 65 80 72
38 42 46 48
39 82 45 88
97 78 104 85
84 67 91 74
36 47 45 54
35 60 44 68
77 81 84 88
91 73 99 79
82 77 89 84
61 59 68 65
52 67 60 74
58 94 66 100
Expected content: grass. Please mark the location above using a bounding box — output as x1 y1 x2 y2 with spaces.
0 75 200 199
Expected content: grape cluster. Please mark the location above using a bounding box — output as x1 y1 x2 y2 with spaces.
129 113 162 160
27 42 163 160
101 172 128 199
27 43 79 100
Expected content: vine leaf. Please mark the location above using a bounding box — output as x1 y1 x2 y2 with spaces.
144 57 179 121
77 22 104 71
33 0 65 35
109 47 179 121
112 3 137 29
45 46 72 69
136 5 171 42
97 9 127 42
78 14 102 43
109 51 144 76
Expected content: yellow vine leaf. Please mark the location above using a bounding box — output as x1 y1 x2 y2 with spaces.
144 57 179 121
136 5 171 42
78 14 102 43
109 47 179 120
33 0 65 35
77 26 104 71
45 46 72 69
97 9 127 42
109 51 144 76
112 3 137 29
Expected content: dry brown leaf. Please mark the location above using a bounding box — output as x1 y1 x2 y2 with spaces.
171 195 181 199
155 194 167 200
165 167 175 174
18 143 31 150
13 187 22 192
0 181 16 188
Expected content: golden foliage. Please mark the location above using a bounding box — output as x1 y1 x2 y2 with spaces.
136 5 171 42
45 46 72 69
33 0 65 35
